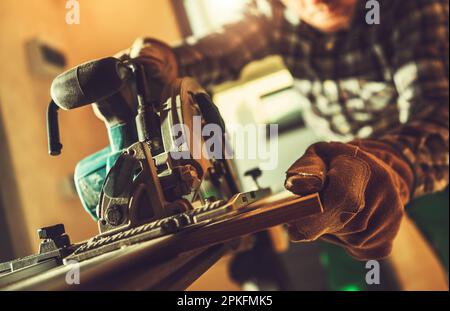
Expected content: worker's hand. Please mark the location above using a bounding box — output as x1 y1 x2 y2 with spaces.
115 37 179 85
93 38 178 126
284 140 414 260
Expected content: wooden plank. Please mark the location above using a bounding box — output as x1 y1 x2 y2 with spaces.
170 192 323 253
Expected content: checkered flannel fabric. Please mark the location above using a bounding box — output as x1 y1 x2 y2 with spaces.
173 0 449 198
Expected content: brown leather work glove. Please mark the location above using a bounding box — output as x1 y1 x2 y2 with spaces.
119 37 179 85
93 37 179 126
284 140 415 260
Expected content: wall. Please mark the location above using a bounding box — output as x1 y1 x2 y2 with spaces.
0 0 181 257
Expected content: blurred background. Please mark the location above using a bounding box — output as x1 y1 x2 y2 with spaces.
0 0 448 291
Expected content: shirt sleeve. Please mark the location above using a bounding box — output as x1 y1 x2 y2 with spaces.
172 0 285 88
379 0 449 198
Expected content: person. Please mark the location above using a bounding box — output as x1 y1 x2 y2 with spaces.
104 0 449 260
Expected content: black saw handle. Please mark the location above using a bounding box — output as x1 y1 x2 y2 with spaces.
46 57 133 156
47 100 62 155
50 57 131 110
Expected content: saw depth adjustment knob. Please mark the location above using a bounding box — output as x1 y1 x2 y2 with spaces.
244 167 262 189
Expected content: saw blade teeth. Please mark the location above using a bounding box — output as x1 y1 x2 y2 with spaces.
142 224 151 231
75 245 87 254
69 192 259 259
92 242 102 248
75 205 223 255
111 234 120 242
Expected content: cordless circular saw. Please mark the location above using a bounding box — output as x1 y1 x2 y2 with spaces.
47 57 274 259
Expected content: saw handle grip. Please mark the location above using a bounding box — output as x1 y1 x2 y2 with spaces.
50 57 131 110
47 100 62 156
47 57 131 156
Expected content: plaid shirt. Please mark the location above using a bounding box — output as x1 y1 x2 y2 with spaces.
173 0 449 198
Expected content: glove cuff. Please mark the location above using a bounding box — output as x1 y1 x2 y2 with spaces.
349 139 415 204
